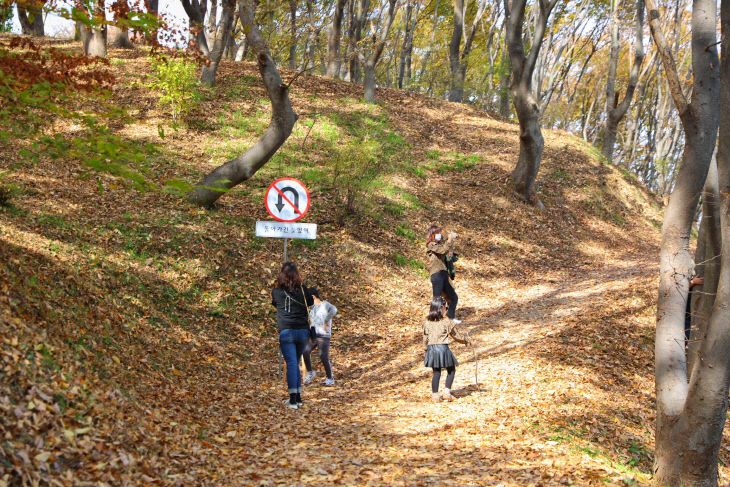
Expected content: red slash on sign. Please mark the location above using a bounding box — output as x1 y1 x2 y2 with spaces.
265 178 310 222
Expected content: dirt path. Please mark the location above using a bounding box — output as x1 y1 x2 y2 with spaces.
169 252 657 486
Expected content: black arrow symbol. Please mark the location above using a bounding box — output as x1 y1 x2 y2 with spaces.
274 186 301 214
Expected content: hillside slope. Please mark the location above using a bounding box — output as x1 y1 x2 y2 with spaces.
0 38 694 486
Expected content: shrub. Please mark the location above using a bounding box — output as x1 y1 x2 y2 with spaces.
147 55 200 122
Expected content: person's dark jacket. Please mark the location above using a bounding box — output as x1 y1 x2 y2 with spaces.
271 286 315 331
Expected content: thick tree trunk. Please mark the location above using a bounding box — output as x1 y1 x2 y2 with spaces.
326 0 346 77
504 0 557 207
109 25 134 48
190 0 298 207
17 5 44 36
363 61 376 102
83 0 107 58
648 0 722 482
511 82 544 208
201 0 235 86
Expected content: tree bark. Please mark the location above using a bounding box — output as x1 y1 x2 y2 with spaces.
190 0 298 207
288 0 297 68
201 0 235 86
326 0 346 77
17 4 44 36
397 1 417 89
504 0 558 207
348 0 369 83
207 0 218 46
448 0 485 102
362 0 398 102
83 0 107 58
688 155 721 371
601 0 645 163
181 0 210 55
647 0 722 482
109 26 134 48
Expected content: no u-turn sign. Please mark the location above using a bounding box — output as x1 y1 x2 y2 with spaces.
265 177 311 222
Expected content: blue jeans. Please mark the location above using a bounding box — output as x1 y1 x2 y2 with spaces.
279 328 310 394
431 270 458 319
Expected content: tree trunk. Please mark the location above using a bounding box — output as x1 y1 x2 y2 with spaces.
146 0 160 43
648 0 723 481
83 0 107 58
326 0 346 77
363 61 376 101
109 25 134 48
504 0 558 207
348 0 369 83
688 155 721 370
190 0 298 207
601 0 645 163
511 81 544 208
498 37 511 117
397 1 413 89
447 0 464 101
201 0 235 86
181 0 210 55
362 0 397 102
288 0 297 68
207 0 218 46
17 4 44 36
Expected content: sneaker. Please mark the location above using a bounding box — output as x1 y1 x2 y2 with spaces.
283 399 298 410
323 378 335 386
303 371 316 384
431 393 441 403
451 319 462 325
442 392 455 402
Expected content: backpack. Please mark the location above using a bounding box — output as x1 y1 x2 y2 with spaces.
445 253 459 280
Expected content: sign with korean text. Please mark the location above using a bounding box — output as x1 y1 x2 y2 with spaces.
265 177 310 222
255 221 317 240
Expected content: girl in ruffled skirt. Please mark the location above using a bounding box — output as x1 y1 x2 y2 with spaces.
423 296 470 402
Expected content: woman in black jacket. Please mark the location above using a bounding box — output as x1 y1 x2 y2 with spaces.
271 261 315 410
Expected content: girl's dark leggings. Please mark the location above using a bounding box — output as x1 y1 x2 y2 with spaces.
432 366 456 393
303 336 333 379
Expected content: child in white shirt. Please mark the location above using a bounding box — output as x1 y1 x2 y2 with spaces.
303 290 337 386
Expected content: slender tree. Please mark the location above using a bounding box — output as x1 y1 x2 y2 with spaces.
201 0 235 85
190 0 298 206
448 0 485 102
646 0 723 481
361 0 398 102
326 0 347 76
600 0 644 163
503 0 559 207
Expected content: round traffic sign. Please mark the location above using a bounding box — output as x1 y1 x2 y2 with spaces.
265 178 311 222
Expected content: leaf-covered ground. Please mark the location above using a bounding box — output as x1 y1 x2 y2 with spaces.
1 38 722 486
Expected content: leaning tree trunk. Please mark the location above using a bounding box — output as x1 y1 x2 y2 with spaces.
326 0 346 77
190 0 298 206
201 0 235 86
504 0 558 207
18 4 45 36
647 0 722 482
